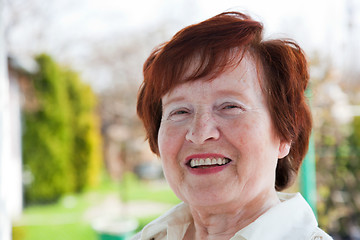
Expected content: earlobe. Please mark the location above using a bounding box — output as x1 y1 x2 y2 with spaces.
278 142 291 159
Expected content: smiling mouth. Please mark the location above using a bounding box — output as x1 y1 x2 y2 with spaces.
188 157 231 168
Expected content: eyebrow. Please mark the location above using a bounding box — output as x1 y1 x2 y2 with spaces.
215 89 247 98
162 96 187 109
162 88 251 107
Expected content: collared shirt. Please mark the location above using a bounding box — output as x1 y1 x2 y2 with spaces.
131 192 333 240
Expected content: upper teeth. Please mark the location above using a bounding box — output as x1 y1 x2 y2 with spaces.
190 158 229 168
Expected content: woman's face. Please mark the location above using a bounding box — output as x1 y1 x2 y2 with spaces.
158 55 290 209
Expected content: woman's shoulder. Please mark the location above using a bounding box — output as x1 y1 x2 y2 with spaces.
130 231 141 240
309 227 333 240
130 202 191 240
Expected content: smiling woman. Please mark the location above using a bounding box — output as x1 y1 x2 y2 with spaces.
134 11 332 240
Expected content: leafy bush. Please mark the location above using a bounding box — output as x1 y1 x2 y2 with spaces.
23 54 74 203
22 54 102 204
64 70 102 192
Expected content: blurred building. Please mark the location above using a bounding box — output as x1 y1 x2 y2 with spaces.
1 1 14 237
0 49 37 240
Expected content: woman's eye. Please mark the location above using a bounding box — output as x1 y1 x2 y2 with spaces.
167 109 191 121
172 110 189 115
220 104 245 114
223 105 239 109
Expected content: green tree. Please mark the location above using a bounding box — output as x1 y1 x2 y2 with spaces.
23 54 74 203
22 54 103 204
64 70 102 192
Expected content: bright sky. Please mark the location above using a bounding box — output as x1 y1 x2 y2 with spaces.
8 0 357 51
5 0 360 89
54 0 353 52
51 0 357 59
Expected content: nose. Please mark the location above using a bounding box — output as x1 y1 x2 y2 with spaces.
185 112 220 144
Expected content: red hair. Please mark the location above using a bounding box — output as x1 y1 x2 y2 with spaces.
137 12 312 191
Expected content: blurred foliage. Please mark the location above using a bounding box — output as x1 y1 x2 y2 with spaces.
317 116 360 237
65 70 103 192
312 58 360 237
22 54 103 204
23 54 74 203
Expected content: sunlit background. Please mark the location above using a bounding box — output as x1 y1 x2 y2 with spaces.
1 0 360 239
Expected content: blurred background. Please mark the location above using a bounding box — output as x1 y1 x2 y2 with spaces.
1 0 360 239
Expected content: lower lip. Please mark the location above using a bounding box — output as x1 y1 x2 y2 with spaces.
187 163 229 175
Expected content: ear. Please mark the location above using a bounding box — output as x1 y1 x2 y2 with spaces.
278 141 291 159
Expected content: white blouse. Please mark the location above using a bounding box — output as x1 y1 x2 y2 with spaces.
131 192 332 240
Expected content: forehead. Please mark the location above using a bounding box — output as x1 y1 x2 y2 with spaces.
162 54 264 102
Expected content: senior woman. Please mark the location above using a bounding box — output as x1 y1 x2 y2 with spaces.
133 12 332 240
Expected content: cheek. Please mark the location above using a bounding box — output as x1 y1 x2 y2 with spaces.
158 124 187 200
223 116 276 157
158 123 185 165
222 118 258 146
158 126 176 182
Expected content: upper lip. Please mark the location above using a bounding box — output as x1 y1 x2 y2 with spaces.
185 153 231 165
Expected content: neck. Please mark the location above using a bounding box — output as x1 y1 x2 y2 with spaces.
184 190 280 240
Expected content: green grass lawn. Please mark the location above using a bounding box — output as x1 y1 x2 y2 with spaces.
13 172 180 240
13 223 96 240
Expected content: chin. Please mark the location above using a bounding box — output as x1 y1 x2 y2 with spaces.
185 190 232 208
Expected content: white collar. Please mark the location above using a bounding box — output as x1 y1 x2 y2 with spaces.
232 192 318 240
140 192 319 240
141 203 191 239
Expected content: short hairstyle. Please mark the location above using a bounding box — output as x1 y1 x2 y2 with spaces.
137 12 312 191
